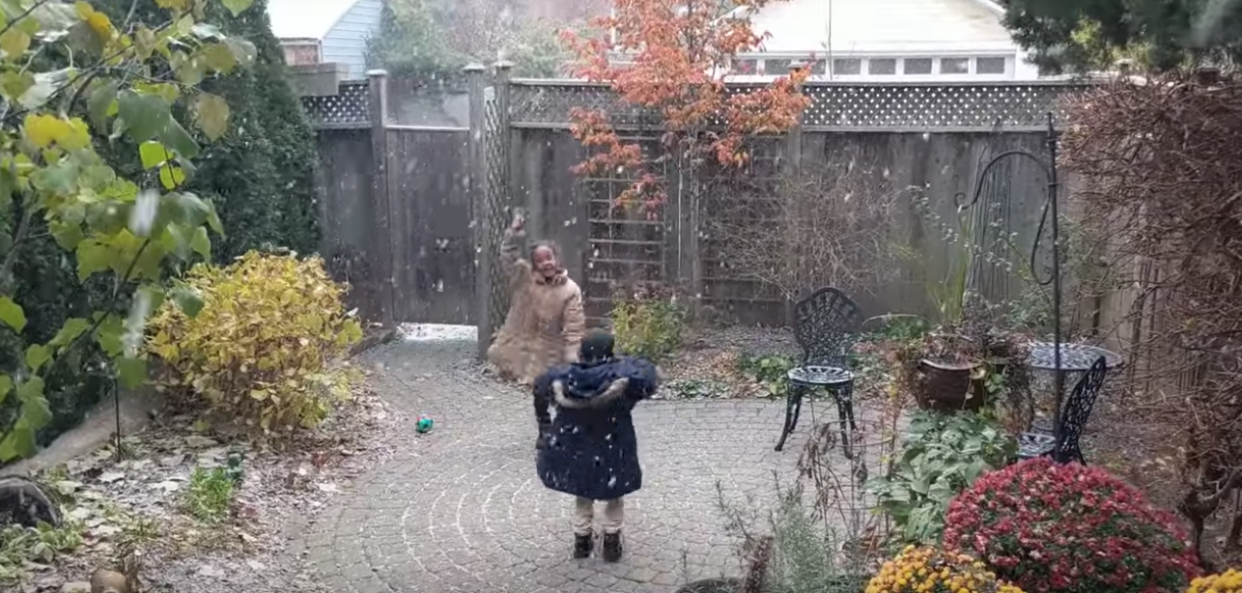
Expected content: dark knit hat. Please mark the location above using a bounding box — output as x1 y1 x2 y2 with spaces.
579 331 616 365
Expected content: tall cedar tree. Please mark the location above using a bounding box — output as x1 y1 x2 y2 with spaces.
562 0 810 212
96 0 320 260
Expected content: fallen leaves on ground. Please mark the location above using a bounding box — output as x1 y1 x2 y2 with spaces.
9 379 401 593
658 326 799 400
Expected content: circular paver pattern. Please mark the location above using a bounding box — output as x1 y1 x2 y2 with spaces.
296 340 833 593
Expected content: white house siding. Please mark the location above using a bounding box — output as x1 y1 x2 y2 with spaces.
733 0 1039 81
751 0 1009 53
268 0 357 39
320 0 384 79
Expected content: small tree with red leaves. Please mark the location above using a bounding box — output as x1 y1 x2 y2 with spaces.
561 0 811 212
943 458 1200 593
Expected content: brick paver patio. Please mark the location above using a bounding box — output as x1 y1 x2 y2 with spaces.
294 339 838 593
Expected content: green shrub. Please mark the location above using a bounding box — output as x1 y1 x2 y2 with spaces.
146 252 362 434
0 520 82 585
185 466 235 523
865 411 1016 544
611 291 686 362
736 352 795 398
0 0 321 460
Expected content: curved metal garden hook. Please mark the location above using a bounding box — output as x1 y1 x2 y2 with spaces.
953 113 1069 437
953 145 1057 288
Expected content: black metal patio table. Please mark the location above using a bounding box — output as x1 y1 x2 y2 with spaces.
1024 341 1123 431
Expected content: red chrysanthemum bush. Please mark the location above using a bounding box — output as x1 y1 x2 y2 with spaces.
943 458 1200 593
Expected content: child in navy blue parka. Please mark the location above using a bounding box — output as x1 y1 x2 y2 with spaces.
532 331 659 562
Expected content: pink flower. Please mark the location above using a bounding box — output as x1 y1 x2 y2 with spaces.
942 458 1201 593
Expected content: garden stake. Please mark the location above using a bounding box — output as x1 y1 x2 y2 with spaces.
114 376 123 463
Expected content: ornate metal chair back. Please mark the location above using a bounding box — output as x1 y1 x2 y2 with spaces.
1053 355 1109 464
792 287 864 368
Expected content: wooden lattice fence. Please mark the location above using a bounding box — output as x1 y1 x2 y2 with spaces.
302 72 1091 334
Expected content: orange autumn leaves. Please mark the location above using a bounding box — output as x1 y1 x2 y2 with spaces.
561 0 810 213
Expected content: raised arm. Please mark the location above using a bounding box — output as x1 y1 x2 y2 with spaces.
500 214 531 276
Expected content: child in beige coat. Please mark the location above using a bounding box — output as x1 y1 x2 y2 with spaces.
485 215 586 444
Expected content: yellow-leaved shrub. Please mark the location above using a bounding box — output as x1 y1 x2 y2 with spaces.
146 251 363 433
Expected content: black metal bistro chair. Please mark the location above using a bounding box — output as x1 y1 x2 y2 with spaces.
1018 355 1108 464
774 287 864 453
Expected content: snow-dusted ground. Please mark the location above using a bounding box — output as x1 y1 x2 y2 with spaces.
398 323 477 342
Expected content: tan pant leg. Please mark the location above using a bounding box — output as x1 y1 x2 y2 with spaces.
600 497 624 534
573 497 594 536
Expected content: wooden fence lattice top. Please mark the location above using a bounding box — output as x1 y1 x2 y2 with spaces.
302 81 370 129
300 79 1090 131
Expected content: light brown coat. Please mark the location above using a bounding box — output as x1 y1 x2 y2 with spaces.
486 230 586 384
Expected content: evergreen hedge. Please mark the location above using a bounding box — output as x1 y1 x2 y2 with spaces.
0 0 321 449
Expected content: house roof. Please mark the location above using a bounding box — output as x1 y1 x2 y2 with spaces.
745 0 1016 54
267 0 359 40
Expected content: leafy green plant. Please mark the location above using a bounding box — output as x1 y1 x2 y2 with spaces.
898 189 977 326
0 520 82 585
865 411 1016 544
0 0 258 463
667 378 730 400
862 315 932 343
736 352 795 398
95 0 321 263
611 293 686 362
185 466 236 523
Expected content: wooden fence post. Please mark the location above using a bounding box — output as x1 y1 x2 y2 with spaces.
783 62 806 323
495 61 514 220
366 69 395 330
466 63 490 360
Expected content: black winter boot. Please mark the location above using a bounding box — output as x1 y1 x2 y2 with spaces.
573 533 593 559
602 532 623 562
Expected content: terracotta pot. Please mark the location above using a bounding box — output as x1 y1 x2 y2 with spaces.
916 358 983 412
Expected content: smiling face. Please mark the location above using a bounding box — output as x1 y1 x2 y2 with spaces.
531 244 559 279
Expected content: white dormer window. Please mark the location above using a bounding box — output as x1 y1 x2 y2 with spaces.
725 53 1018 80
903 58 933 75
832 58 861 75
940 58 970 74
732 58 758 74
976 57 1006 74
868 58 897 75
764 58 792 74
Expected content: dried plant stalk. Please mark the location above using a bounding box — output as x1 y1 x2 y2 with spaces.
1062 73 1242 566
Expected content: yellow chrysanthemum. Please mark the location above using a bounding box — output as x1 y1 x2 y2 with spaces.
867 547 1026 593
1187 570 1242 593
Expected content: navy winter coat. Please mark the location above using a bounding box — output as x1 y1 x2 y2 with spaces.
534 356 659 501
